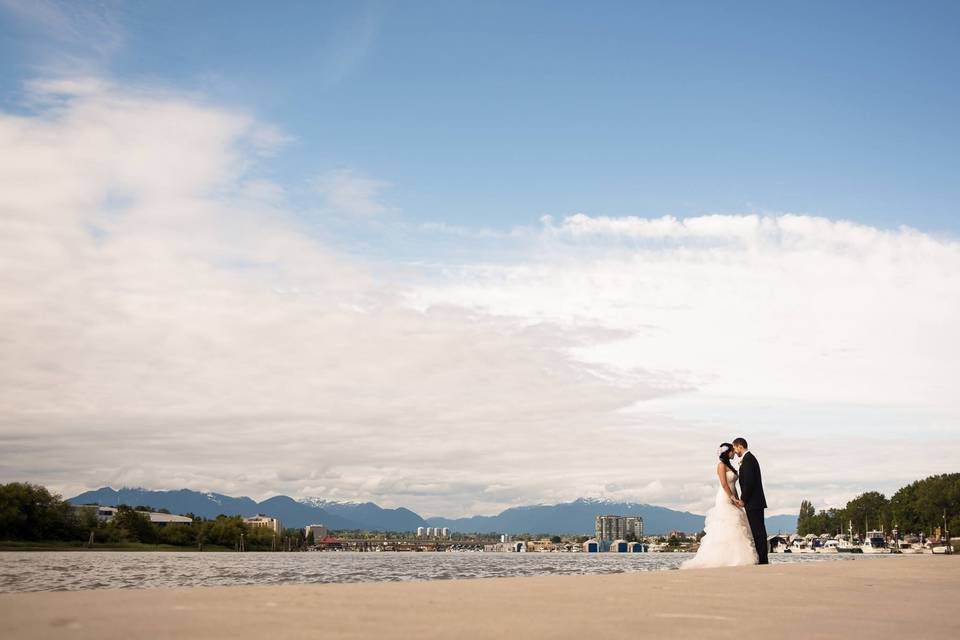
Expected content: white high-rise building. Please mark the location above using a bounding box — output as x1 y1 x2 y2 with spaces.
441 527 450 538
304 524 327 541
595 515 644 548
416 526 426 537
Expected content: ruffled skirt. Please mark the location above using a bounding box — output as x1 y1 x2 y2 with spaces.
680 489 758 569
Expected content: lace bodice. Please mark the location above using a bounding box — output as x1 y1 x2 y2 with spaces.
724 468 738 495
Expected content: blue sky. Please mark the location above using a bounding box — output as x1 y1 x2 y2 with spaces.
2 1 958 235
2 1 959 516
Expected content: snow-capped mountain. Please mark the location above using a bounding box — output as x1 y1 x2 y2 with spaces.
68 488 796 534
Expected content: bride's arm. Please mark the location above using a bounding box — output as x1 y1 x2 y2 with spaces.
717 462 736 504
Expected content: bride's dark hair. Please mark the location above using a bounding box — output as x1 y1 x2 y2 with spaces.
718 442 737 476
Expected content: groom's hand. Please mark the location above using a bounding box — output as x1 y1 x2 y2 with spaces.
734 499 744 508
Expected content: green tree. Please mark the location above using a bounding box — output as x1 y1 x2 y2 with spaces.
797 500 816 535
0 482 82 541
890 473 960 535
158 523 196 546
808 508 841 535
842 491 890 534
108 506 157 543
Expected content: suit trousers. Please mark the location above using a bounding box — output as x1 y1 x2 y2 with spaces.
745 508 768 564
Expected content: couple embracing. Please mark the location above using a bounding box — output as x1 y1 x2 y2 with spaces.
681 437 768 569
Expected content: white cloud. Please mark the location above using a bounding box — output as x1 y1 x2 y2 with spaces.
405 213 960 513
1 78 957 520
0 79 670 517
313 168 393 216
410 213 960 410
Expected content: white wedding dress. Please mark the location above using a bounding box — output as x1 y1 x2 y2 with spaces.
680 467 758 569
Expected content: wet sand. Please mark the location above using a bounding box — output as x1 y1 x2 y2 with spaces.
1 555 956 639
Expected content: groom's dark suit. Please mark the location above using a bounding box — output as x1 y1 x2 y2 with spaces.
738 451 769 564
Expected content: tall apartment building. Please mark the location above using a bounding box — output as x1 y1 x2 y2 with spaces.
595 515 644 543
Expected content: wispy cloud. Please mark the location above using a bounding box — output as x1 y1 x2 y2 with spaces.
312 1 385 86
0 0 126 72
313 168 394 216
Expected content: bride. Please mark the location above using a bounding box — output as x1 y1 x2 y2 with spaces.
680 442 758 569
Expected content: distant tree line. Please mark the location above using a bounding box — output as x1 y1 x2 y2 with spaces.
0 482 302 550
797 473 960 537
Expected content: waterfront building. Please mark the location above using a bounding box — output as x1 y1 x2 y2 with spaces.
304 524 327 541
416 526 425 537
595 515 644 548
71 505 192 526
243 515 283 535
441 527 450 538
610 539 629 553
147 512 194 526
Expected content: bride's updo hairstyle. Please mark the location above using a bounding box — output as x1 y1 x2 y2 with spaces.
718 442 737 476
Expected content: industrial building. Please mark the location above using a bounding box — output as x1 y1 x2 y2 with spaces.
416 526 450 538
72 505 192 526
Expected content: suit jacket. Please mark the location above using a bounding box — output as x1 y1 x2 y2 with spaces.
738 451 767 511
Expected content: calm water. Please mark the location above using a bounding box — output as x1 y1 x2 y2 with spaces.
0 551 873 593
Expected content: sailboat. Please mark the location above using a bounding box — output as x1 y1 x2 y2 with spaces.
837 520 862 554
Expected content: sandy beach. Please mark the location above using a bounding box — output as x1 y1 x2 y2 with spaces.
1 555 956 639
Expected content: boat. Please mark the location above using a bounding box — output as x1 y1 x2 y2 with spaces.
837 521 863 553
769 536 791 554
861 529 890 554
819 539 839 553
790 539 816 554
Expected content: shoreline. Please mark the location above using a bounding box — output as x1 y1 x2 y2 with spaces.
0 541 234 552
1 555 956 639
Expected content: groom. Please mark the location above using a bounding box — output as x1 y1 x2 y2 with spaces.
733 437 768 565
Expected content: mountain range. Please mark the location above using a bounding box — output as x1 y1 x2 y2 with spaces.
67 487 797 535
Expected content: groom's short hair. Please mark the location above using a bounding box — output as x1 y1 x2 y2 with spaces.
732 437 748 448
